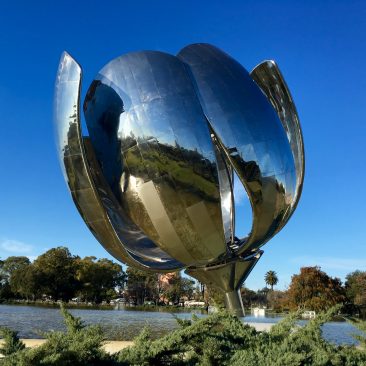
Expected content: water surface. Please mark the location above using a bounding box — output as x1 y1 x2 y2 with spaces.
0 304 362 344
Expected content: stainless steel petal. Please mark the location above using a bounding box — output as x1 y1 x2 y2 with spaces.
84 51 228 266
212 134 235 247
178 43 297 255
54 52 182 272
250 60 305 229
82 138 183 270
54 46 305 318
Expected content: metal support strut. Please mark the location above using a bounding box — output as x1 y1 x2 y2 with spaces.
224 290 245 317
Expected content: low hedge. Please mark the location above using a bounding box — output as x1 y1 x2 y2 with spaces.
1 305 366 365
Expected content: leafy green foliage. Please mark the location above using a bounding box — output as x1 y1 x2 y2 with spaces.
1 306 366 365
206 286 225 308
162 274 195 304
0 305 110 366
10 264 40 300
265 270 279 290
230 305 366 366
126 267 159 305
0 257 31 300
346 271 366 306
59 303 84 332
0 248 126 303
33 247 80 302
116 306 366 366
125 269 196 305
1 257 30 278
76 256 126 303
349 317 366 349
0 328 25 356
3 248 366 316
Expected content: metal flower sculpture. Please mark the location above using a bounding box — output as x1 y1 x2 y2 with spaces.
54 44 304 316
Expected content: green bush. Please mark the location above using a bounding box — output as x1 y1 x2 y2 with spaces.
1 305 366 365
0 304 112 366
0 328 25 356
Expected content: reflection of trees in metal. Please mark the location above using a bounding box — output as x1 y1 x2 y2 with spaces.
122 138 219 202
54 44 304 316
178 44 302 255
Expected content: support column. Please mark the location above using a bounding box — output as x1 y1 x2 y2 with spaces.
224 290 244 317
186 251 263 317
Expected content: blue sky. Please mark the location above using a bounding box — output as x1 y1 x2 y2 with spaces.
0 0 365 290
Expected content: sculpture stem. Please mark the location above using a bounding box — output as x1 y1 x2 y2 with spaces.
224 290 244 317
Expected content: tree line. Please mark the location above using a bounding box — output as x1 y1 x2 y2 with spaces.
242 267 366 315
1 247 366 313
0 247 198 305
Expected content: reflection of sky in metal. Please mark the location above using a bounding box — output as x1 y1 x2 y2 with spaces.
233 173 252 239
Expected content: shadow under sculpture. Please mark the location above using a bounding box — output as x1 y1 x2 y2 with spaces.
54 44 304 317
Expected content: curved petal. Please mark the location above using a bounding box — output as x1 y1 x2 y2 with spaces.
84 51 229 266
83 137 183 270
250 60 305 228
212 137 235 246
53 52 182 271
178 44 297 256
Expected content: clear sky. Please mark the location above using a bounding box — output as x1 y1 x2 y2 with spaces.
0 0 365 290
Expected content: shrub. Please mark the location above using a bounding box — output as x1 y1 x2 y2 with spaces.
0 328 25 356
0 304 112 365
0 305 366 365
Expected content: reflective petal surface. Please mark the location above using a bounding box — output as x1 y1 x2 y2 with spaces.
178 44 298 254
54 44 304 316
250 60 305 230
54 52 183 271
84 51 228 266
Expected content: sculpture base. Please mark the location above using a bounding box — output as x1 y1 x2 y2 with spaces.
224 290 245 317
186 251 263 317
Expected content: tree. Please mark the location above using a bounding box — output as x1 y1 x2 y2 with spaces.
162 274 195 304
206 286 224 308
181 277 195 299
266 290 289 312
0 259 13 300
286 266 346 311
0 257 30 300
1 256 30 279
264 270 278 291
33 247 79 301
126 267 159 305
0 259 6 291
345 270 366 306
251 288 269 307
240 286 257 308
10 265 40 300
0 259 4 283
76 256 126 303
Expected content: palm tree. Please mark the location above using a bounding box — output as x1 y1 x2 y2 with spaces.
265 270 278 291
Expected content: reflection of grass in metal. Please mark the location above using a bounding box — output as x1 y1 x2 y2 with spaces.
125 147 219 202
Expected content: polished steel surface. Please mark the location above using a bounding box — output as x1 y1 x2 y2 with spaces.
54 52 182 272
83 51 227 266
187 250 262 316
178 44 301 255
54 44 304 316
250 60 305 231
